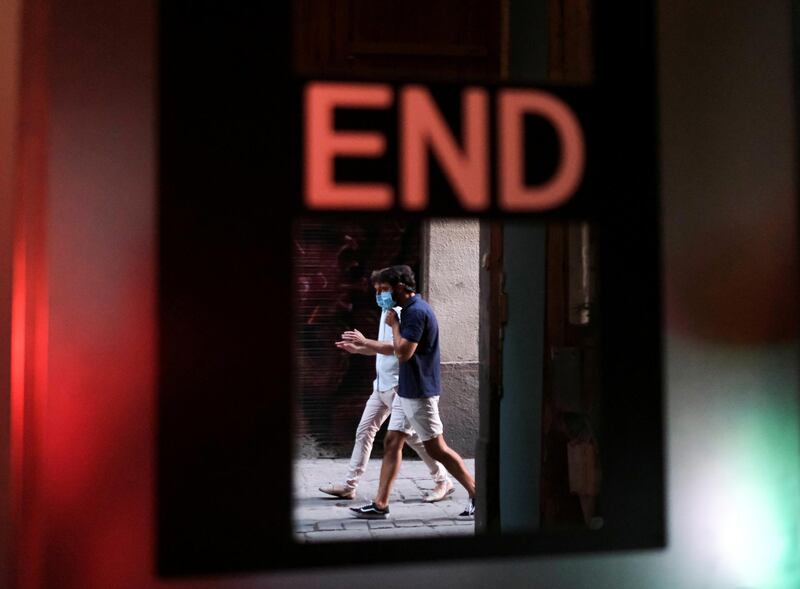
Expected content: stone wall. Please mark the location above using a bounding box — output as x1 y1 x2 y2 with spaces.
422 219 480 457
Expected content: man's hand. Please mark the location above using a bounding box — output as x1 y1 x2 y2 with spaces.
341 328 367 346
335 340 361 354
337 331 390 356
387 310 417 362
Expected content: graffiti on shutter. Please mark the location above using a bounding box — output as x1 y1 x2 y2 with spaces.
294 218 421 456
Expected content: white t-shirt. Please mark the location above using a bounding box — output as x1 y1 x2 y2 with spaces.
373 306 401 392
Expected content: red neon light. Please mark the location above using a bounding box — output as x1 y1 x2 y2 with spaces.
304 82 586 212
304 82 394 209
10 233 26 527
400 86 489 211
498 89 585 211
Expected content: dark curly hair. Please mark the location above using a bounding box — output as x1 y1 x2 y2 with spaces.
378 265 416 292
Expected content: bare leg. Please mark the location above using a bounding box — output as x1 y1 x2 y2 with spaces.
373 430 407 509
405 430 449 484
422 435 475 498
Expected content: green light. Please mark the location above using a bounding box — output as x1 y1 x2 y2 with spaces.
711 390 800 588
715 484 789 586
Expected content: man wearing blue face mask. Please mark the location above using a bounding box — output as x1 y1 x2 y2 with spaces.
318 269 453 502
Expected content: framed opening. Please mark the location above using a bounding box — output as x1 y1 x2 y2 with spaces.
291 216 608 544
157 0 662 576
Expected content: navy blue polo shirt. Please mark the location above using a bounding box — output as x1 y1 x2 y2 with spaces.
397 295 440 398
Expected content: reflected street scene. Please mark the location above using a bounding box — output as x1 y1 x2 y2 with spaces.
293 218 604 542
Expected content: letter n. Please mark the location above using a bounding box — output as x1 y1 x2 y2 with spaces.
400 86 489 211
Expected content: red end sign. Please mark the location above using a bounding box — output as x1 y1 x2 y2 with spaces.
304 82 586 212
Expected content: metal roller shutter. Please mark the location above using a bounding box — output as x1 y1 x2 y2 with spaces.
294 218 422 457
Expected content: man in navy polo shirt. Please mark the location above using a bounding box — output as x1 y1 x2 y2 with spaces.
318 269 453 502
351 265 476 520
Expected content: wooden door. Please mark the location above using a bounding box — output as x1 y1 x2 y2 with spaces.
541 0 600 530
294 0 506 79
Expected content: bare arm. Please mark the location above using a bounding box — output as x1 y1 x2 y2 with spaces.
390 321 418 363
335 340 370 355
360 338 394 356
340 329 394 356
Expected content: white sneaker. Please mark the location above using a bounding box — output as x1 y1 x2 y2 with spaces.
423 480 455 503
319 482 356 500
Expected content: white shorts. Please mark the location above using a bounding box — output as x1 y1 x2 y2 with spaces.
388 393 444 442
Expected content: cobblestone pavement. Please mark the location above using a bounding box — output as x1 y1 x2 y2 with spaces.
294 458 475 542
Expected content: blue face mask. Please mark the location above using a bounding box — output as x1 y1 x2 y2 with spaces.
375 290 395 310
